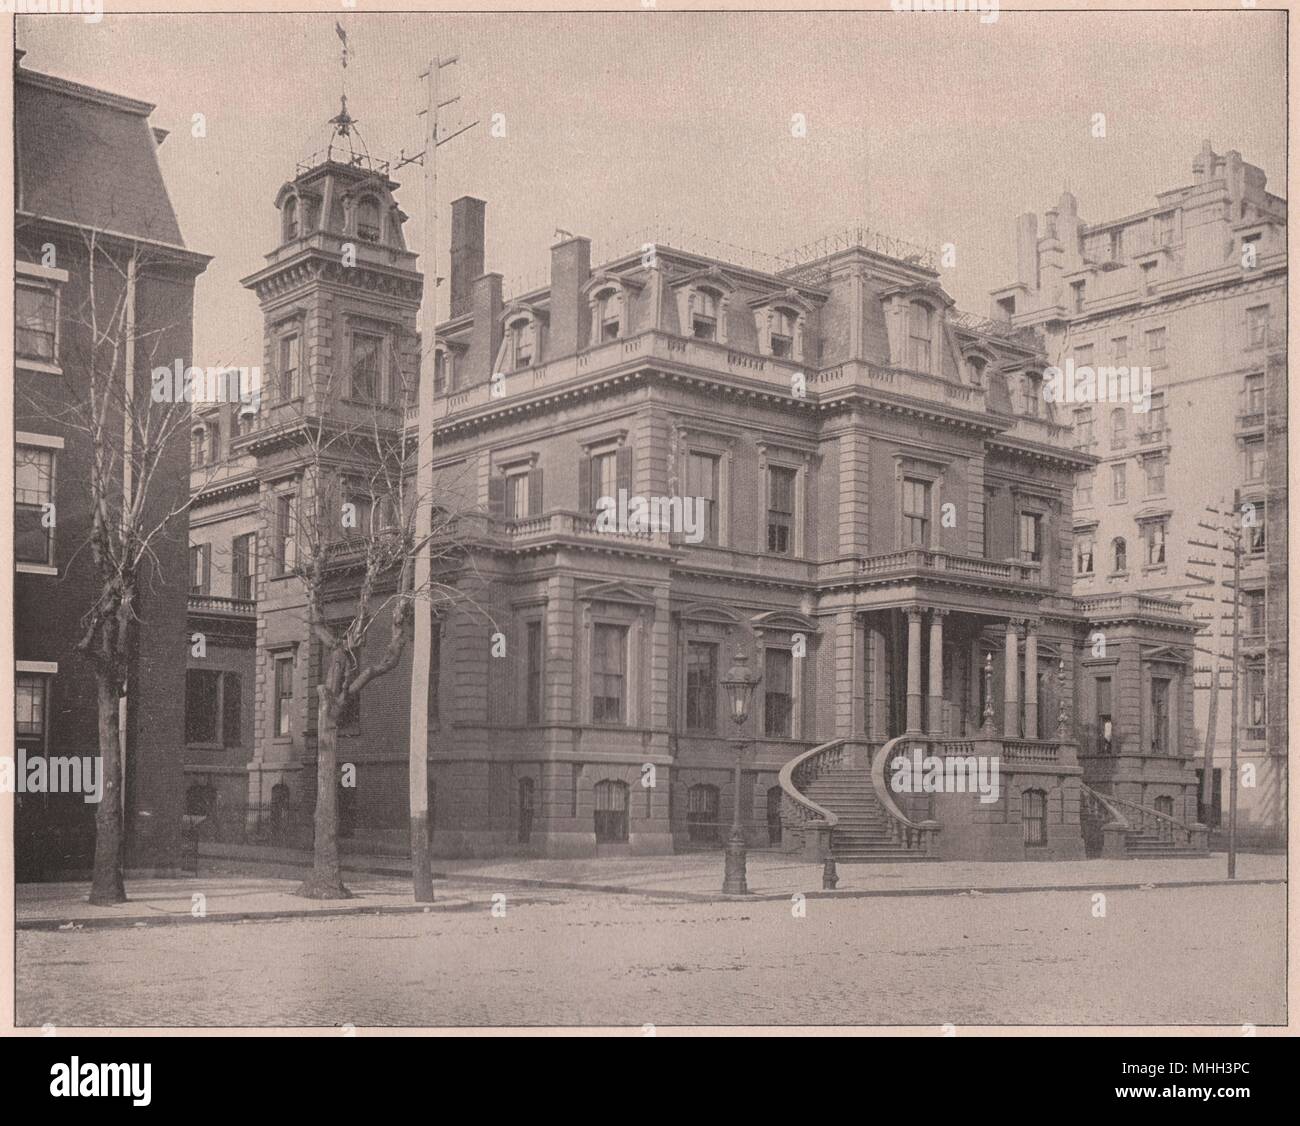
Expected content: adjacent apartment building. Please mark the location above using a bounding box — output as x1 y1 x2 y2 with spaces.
13 56 210 878
992 141 1287 846
182 108 1211 864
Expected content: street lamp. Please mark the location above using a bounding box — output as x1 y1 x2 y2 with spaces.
720 647 761 895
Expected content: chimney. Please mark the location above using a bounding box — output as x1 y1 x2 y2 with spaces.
548 235 591 356
450 196 486 319
1014 212 1039 290
469 272 503 383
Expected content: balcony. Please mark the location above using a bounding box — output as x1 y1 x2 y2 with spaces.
1076 592 1187 623
855 548 1046 587
187 594 256 617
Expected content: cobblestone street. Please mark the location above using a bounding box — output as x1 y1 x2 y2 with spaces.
17 882 1284 1029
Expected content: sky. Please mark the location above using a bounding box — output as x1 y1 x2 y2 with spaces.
18 9 1287 370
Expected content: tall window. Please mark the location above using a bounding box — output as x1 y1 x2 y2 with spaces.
770 309 796 358
1073 408 1095 448
282 196 299 241
232 533 256 600
15 674 49 745
764 648 794 738
595 288 622 342
591 623 628 724
908 302 933 372
590 450 618 509
1023 374 1041 417
350 332 382 400
1018 512 1042 564
966 355 986 387
518 777 535 844
505 471 531 520
1075 470 1094 508
1150 677 1171 753
1022 789 1047 847
525 620 543 724
185 670 241 747
1071 281 1086 313
1110 408 1128 450
1246 667 1266 740
1144 519 1167 565
15 284 57 361
687 784 721 845
690 290 720 340
1246 305 1270 348
278 334 300 401
902 477 931 547
1075 532 1095 576
273 654 294 738
686 452 720 545
274 494 296 575
1111 463 1127 503
15 445 55 565
1246 589 1265 635
1145 327 1166 365
685 641 717 733
189 544 211 595
1111 537 1127 574
191 427 207 468
1244 438 1265 481
1153 211 1175 246
1247 505 1266 554
1095 677 1113 753
593 780 629 843
507 319 534 369
1143 456 1166 497
767 466 796 555
1244 372 1265 415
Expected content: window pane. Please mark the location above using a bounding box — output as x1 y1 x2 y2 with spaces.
685 641 717 732
764 648 793 737
15 286 56 360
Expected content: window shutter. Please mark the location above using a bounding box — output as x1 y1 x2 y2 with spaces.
616 446 633 495
202 545 211 593
577 454 592 512
222 673 242 747
488 475 506 518
527 468 543 516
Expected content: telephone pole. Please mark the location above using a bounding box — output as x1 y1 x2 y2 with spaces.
1226 492 1244 880
404 54 476 902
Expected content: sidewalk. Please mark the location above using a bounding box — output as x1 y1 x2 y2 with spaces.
18 848 1284 929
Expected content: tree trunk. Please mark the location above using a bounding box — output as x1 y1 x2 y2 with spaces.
88 674 126 905
297 693 351 899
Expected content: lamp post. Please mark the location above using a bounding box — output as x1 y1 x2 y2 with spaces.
720 647 761 895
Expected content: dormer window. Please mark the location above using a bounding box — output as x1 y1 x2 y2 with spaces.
282 196 299 242
769 309 795 357
356 196 381 243
691 289 720 341
593 287 622 342
191 426 208 468
908 301 933 372
966 355 987 387
507 317 535 370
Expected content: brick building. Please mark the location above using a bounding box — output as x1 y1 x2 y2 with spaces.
992 141 1287 846
13 58 210 878
183 121 1212 864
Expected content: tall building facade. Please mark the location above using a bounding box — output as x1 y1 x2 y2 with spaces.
13 58 210 878
992 141 1287 846
183 112 1213 863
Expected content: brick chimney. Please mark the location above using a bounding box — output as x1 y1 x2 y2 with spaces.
450 196 486 319
468 272 503 383
548 235 591 357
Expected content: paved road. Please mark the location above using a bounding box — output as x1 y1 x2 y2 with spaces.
17 883 1284 1028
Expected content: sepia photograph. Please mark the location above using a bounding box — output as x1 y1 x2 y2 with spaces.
1 0 1291 1068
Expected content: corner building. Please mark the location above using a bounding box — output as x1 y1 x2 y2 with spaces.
185 126 1211 863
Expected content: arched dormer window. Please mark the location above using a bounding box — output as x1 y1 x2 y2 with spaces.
751 289 812 362
690 288 722 341
356 196 381 243
592 286 623 343
908 301 934 372
497 308 544 373
1112 536 1127 574
282 196 299 242
966 354 988 387
671 268 736 347
191 425 208 468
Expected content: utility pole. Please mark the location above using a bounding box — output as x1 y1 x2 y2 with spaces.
1226 491 1244 880
403 55 476 902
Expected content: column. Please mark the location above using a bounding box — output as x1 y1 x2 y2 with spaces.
1003 619 1020 737
1023 620 1039 740
905 607 924 734
868 616 888 740
928 609 946 736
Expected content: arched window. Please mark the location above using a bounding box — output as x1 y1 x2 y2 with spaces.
506 316 535 370
594 287 623 343
1022 788 1047 847
966 355 987 387
908 301 933 372
1112 537 1127 574
518 777 535 844
191 426 207 468
282 196 299 242
356 196 381 243
690 289 721 341
593 780 629 843
1111 407 1128 450
686 783 720 845
766 786 784 846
